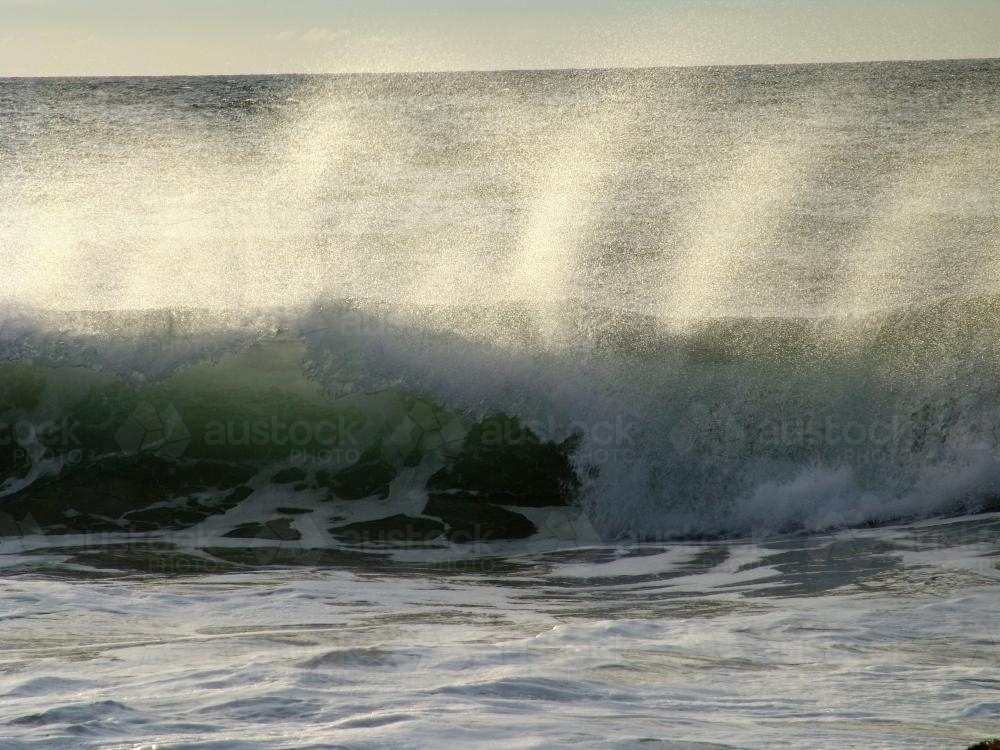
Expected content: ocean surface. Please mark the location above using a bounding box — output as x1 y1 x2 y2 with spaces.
1 59 999 748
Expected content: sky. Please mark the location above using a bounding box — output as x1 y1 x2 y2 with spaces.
2 0 998 76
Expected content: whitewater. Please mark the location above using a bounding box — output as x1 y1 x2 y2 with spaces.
1 59 999 748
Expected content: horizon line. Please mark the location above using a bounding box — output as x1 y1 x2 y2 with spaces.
2 55 997 80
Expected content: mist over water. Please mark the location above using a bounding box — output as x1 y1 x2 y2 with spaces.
4 61 997 315
2 60 1000 536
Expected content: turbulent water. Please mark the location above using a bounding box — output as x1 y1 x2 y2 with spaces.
1 60 1000 749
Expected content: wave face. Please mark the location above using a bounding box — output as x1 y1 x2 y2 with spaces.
2 61 1000 542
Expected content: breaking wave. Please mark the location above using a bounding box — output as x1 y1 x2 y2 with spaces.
2 294 999 545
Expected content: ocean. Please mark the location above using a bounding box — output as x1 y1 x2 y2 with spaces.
1 59 999 748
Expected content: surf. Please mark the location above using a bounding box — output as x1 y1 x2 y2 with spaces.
2 61 999 548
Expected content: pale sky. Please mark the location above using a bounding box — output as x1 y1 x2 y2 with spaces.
2 0 998 76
